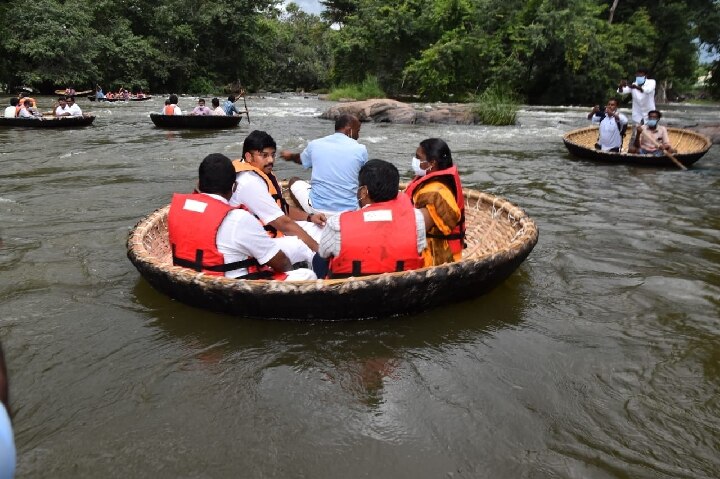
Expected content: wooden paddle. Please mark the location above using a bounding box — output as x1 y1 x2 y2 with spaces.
639 127 687 170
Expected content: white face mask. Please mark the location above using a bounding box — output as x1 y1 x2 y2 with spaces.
411 157 428 177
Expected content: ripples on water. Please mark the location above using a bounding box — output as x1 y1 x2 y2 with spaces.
0 96 718 477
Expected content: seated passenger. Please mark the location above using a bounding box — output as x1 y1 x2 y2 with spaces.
404 138 465 266
55 97 70 116
168 153 316 281
164 94 182 115
17 100 37 119
587 98 628 152
4 98 18 118
318 159 425 278
190 98 212 116
211 98 224 115
65 96 83 116
634 110 675 156
230 130 326 265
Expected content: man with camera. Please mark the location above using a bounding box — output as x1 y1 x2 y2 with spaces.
587 98 629 152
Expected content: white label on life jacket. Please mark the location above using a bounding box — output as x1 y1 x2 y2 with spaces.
183 198 208 213
363 209 393 222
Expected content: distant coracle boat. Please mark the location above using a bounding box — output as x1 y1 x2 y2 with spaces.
0 115 95 128
563 126 712 168
127 185 539 320
149 113 242 129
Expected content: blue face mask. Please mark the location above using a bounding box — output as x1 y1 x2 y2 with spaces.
635 76 646 86
645 119 658 128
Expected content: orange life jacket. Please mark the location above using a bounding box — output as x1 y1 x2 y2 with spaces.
168 193 279 279
404 165 466 255
232 160 290 238
328 195 424 278
163 104 176 115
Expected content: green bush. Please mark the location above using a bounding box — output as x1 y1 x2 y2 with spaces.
472 86 520 126
186 76 217 95
327 75 386 101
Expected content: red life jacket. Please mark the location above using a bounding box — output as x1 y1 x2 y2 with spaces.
163 104 176 115
168 193 276 279
404 165 466 255
231 160 290 238
329 195 424 278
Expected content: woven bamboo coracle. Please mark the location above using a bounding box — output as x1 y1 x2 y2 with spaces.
127 185 539 320
563 126 711 168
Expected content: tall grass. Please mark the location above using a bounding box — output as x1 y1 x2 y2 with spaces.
472 85 520 126
327 76 386 101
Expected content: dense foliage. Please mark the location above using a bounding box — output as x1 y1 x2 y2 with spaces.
0 0 718 103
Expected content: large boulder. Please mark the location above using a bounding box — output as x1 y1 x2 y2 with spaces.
320 99 478 125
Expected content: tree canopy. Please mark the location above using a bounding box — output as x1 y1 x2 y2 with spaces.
0 0 718 103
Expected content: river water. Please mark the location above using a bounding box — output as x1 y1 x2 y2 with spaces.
1 95 718 478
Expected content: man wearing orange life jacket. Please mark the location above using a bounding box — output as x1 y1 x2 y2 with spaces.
317 159 426 278
163 94 182 115
167 153 316 281
229 130 326 267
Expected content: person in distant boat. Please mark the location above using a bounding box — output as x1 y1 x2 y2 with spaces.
317 159 425 278
0 342 16 479
190 98 213 116
632 110 675 156
164 94 182 115
404 138 465 267
211 98 224 115
280 114 368 216
587 98 628 152
65 86 76 96
222 95 244 116
95 85 105 100
617 67 656 125
168 153 316 281
4 98 18 118
230 130 325 263
55 97 71 116
65 96 83 117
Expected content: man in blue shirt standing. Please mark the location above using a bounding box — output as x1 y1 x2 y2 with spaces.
280 114 368 216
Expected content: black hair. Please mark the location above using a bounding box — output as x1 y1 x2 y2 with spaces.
227 95 236 102
242 130 277 157
164 99 170 105
335 114 358 131
358 159 399 203
636 67 649 75
198 98 205 103
419 138 453 170
198 154 236 195
169 94 179 104
648 110 662 118
65 96 75 102
211 97 220 107
9 98 18 106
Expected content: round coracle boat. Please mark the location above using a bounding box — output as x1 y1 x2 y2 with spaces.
0 115 95 128
89 95 152 102
127 186 539 320
149 113 242 129
563 126 712 168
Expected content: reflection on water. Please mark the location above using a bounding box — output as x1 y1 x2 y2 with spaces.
0 95 718 477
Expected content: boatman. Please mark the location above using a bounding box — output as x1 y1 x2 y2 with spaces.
587 98 628 152
317 159 425 278
168 154 316 281
617 67 656 125
280 114 368 216
633 110 676 156
230 130 326 266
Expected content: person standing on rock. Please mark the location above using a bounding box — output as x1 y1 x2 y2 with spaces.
280 114 368 216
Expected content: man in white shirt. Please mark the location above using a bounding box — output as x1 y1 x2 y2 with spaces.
617 67 656 124
17 100 36 119
3 98 18 118
587 98 628 152
65 96 83 117
168 154 316 281
230 130 326 266
55 97 70 116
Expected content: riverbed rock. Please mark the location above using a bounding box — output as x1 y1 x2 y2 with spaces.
319 99 478 125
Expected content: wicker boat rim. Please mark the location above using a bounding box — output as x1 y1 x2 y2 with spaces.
127 187 539 290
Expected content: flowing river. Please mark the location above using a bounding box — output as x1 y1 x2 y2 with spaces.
1 95 718 478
